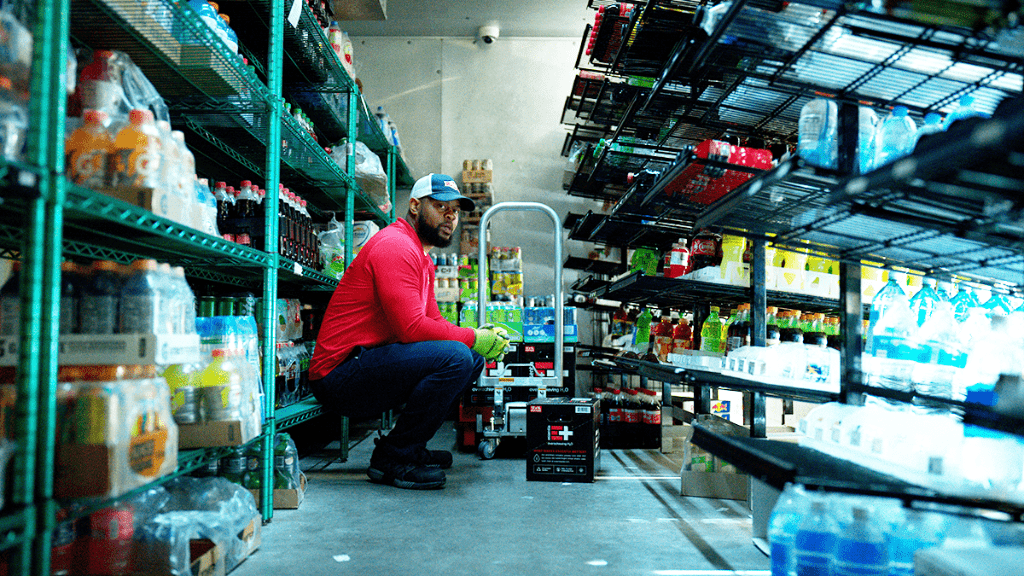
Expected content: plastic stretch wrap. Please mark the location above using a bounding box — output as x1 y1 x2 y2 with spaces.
54 378 178 499
332 141 390 212
72 49 169 126
132 477 258 575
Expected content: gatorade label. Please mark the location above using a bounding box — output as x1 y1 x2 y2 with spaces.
112 146 160 189
68 148 108 187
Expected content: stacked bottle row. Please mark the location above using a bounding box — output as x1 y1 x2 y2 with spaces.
0 258 196 337
768 483 997 576
214 180 321 269
193 433 301 492
864 274 1024 411
592 387 661 449
798 94 990 173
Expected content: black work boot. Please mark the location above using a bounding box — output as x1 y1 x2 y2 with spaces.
415 447 453 470
367 438 445 489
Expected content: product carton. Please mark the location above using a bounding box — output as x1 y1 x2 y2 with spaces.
526 397 601 483
133 512 260 576
178 419 257 449
249 473 307 510
0 333 201 367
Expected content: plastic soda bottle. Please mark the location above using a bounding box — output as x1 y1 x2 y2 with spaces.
699 306 722 353
671 317 692 353
110 109 162 190
243 440 262 490
65 109 113 188
219 446 247 484
274 433 299 489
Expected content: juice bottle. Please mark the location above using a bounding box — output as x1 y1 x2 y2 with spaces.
199 348 244 421
162 363 200 424
653 312 674 361
671 317 692 353
65 109 113 188
766 306 781 346
699 306 722 353
110 109 162 190
274 432 299 489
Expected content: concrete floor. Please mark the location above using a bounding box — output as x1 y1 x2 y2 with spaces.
231 422 770 576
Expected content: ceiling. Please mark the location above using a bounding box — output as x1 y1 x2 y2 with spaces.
336 0 595 39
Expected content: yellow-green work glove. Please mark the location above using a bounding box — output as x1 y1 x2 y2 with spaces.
472 325 510 360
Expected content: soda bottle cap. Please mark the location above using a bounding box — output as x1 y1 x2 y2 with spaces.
96 49 116 58
212 349 227 357
130 259 159 271
60 261 77 272
611 389 620 395
93 260 119 272
710 306 719 313
215 181 226 188
226 186 235 194
129 109 148 124
241 180 252 188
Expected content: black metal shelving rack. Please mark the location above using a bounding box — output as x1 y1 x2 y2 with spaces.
562 0 1024 524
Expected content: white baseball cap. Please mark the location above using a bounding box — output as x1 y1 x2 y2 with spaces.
410 173 475 212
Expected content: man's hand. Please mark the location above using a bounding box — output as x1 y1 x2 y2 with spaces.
472 324 511 360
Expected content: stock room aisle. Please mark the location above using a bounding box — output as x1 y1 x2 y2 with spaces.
230 423 768 576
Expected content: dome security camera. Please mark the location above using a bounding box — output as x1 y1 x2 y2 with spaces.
478 22 500 44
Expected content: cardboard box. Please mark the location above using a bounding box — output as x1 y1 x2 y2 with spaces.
0 333 201 367
526 397 601 483
55 428 172 499
249 473 306 510
680 469 750 500
178 419 256 448
462 169 493 183
660 425 690 454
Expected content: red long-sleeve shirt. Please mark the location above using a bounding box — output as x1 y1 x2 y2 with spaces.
309 218 476 381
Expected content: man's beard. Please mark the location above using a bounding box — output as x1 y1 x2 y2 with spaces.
417 211 453 248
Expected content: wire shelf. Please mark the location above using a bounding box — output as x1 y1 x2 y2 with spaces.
70 0 265 100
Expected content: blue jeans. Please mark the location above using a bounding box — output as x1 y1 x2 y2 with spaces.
310 341 485 462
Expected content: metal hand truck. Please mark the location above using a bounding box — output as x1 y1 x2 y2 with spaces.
475 202 564 459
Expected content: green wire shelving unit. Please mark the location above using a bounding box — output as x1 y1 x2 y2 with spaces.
0 0 410 572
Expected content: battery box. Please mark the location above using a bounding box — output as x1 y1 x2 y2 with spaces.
526 397 600 483
466 343 576 406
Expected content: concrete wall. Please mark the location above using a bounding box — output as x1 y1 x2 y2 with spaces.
351 36 608 384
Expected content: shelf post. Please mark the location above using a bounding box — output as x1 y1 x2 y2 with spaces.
839 261 863 405
259 0 286 524
345 90 358 269
747 239 767 438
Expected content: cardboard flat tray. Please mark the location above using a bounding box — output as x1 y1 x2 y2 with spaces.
0 333 201 366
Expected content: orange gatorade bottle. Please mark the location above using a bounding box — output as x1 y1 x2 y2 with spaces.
65 109 113 188
110 108 162 190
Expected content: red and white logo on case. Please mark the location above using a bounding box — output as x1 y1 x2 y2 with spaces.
549 425 573 442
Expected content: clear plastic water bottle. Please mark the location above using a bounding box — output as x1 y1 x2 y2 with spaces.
889 511 944 576
798 97 838 169
909 278 941 326
794 500 837 576
874 105 917 166
950 285 979 322
833 506 888 576
0 77 28 162
958 313 1015 406
866 276 907 355
913 111 944 149
768 484 809 576
865 296 919 401
858 106 879 174
982 292 1012 317
942 94 988 131
911 301 966 403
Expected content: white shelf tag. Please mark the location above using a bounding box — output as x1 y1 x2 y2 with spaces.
287 0 302 27
293 262 303 276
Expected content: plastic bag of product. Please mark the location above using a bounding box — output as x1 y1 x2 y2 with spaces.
331 140 389 208
133 476 258 576
317 218 346 279
0 10 32 93
74 49 169 125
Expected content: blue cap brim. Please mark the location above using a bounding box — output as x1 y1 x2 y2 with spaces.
429 191 475 212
